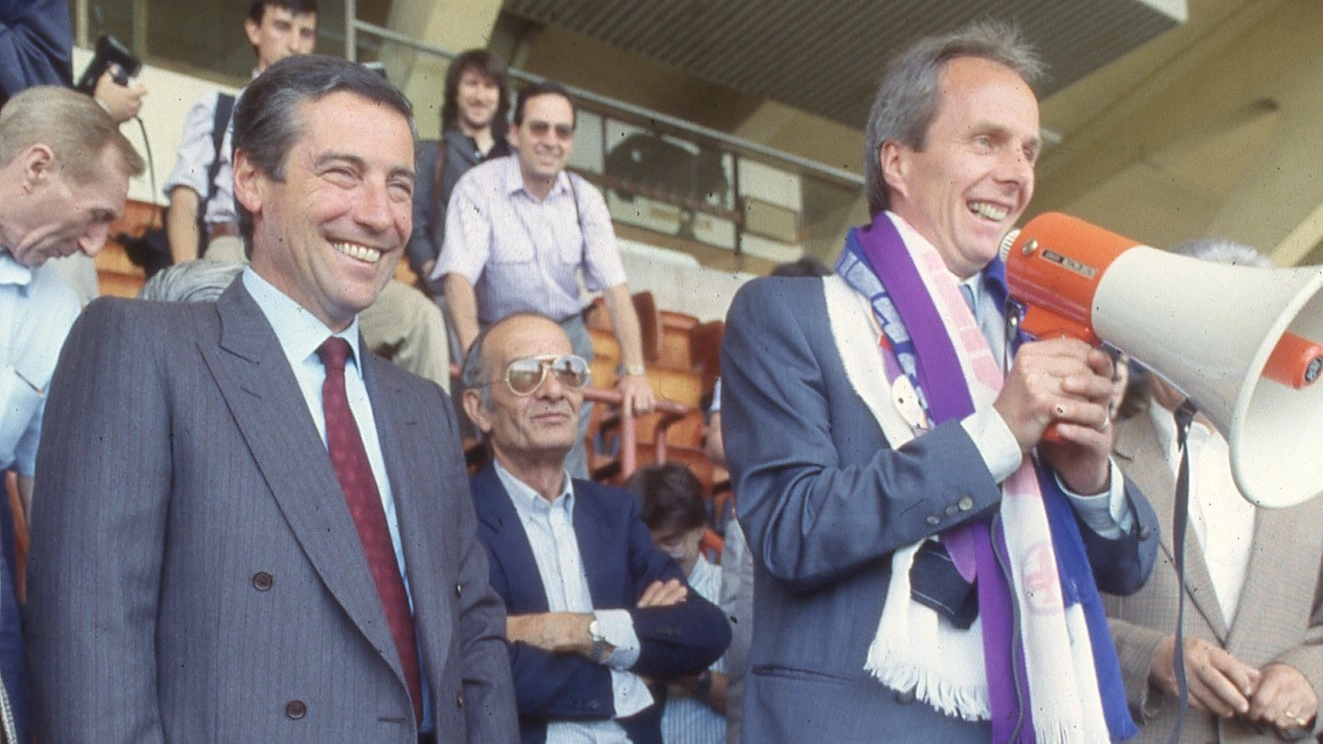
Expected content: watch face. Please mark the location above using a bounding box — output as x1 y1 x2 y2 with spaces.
588 619 602 640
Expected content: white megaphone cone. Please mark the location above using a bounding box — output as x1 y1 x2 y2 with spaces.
1000 212 1323 508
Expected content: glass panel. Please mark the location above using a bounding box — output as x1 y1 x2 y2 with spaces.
73 0 347 86
78 0 133 52
78 2 869 275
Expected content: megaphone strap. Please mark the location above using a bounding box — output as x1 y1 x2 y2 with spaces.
1165 399 1199 744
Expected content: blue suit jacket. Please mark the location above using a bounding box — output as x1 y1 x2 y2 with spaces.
0 0 73 106
470 464 731 744
720 276 1159 743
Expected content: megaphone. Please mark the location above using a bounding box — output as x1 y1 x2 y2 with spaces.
999 212 1323 509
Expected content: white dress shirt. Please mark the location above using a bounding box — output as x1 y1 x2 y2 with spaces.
1148 401 1255 622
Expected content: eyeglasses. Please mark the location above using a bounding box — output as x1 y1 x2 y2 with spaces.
480 354 590 396
524 120 575 140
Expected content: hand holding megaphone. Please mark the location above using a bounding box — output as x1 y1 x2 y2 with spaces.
1000 212 1323 507
993 334 1119 494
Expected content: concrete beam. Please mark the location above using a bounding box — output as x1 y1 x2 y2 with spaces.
1034 0 1323 265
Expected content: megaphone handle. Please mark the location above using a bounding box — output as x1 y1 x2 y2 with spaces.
1004 300 1069 444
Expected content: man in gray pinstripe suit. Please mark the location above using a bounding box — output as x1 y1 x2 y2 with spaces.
25 55 517 743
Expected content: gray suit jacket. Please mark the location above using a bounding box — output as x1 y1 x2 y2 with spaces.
26 281 518 743
1105 409 1323 742
720 276 1159 743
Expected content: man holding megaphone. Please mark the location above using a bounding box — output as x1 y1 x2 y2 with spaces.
719 19 1159 744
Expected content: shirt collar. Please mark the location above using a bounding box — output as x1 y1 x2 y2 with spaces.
0 250 35 289
500 155 570 200
494 459 574 523
241 266 363 372
1147 396 1215 469
958 272 983 306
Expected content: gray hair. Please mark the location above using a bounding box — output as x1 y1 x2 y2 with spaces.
1169 237 1275 268
863 20 1045 216
460 324 496 409
0 86 144 183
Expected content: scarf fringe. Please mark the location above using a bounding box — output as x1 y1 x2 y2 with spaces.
1031 720 1114 744
867 646 990 722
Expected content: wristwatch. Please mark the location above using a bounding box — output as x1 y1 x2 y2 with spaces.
587 618 610 663
619 363 646 377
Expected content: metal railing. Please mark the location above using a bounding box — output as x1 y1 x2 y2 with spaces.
345 17 862 186
343 3 866 267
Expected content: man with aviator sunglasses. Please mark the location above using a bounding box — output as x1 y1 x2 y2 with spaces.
461 312 730 744
437 80 657 480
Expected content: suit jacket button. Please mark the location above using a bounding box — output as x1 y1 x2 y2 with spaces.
925 515 941 525
1139 526 1153 541
285 700 307 719
957 496 974 511
894 688 916 705
456 692 464 708
944 504 959 517
455 582 463 598
252 572 273 591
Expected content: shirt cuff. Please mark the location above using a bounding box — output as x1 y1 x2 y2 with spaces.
594 609 641 669
961 407 1022 483
1057 460 1134 539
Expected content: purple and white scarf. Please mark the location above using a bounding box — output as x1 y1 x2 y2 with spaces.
828 211 1135 743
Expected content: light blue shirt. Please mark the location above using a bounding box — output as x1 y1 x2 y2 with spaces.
659 554 725 744
0 251 81 475
494 461 653 743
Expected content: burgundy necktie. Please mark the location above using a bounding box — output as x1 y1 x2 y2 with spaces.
317 337 423 723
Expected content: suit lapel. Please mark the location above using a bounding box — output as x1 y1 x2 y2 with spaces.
364 350 455 685
199 283 400 670
1224 506 1283 653
1114 412 1229 640
472 466 551 613
572 481 619 607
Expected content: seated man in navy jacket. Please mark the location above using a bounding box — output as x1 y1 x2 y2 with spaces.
461 312 730 744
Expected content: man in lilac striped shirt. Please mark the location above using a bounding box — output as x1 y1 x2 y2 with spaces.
436 80 655 477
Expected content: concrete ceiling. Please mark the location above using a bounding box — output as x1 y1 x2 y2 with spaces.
1032 0 1323 266
500 0 1185 129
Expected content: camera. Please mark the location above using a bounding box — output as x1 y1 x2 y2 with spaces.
75 35 142 93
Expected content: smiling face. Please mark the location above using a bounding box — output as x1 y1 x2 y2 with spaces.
465 315 583 474
881 56 1040 278
237 90 415 332
246 5 317 73
3 143 129 267
508 93 575 197
455 67 501 135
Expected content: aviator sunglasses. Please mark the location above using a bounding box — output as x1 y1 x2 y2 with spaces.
481 354 591 397
524 120 575 140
